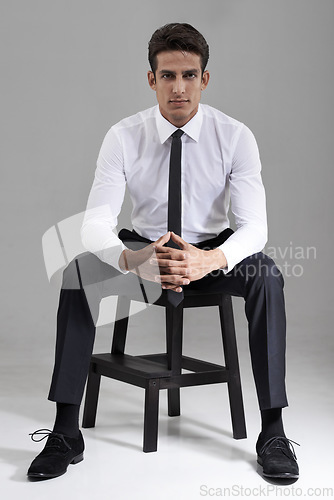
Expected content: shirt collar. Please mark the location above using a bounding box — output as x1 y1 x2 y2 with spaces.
155 104 203 144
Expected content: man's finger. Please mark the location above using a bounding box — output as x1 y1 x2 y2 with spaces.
150 257 186 268
153 232 171 247
161 284 183 292
155 274 190 286
154 251 187 261
154 246 173 254
170 232 188 249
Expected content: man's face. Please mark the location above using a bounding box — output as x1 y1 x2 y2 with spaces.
148 51 210 127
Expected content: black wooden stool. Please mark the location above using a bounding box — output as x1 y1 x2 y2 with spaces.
82 290 247 452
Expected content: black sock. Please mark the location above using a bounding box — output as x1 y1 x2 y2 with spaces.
258 408 285 446
53 403 80 438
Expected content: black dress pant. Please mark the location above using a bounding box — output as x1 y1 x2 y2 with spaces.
48 229 288 411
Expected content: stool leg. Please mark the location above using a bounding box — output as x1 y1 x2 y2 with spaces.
165 303 183 417
219 295 247 439
111 296 131 354
82 364 101 428
143 379 160 452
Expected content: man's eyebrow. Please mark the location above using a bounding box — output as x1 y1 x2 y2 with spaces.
158 69 200 75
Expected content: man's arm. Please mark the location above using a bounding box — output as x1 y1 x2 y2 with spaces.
219 125 268 273
81 127 129 273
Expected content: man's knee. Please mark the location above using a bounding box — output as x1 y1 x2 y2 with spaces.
61 252 101 290
240 253 284 286
61 259 81 290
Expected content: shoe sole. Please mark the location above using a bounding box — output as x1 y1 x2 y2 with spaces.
257 457 299 479
27 453 84 480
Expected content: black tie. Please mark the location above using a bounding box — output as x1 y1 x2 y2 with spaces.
168 129 184 245
166 129 184 306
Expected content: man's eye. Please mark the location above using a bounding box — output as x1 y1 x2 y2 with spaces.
162 74 172 79
185 73 196 79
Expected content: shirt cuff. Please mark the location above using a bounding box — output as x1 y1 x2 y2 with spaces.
99 240 129 274
218 238 245 274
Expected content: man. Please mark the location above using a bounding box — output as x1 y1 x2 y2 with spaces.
28 23 299 481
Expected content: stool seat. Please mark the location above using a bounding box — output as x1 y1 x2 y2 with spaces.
82 289 247 452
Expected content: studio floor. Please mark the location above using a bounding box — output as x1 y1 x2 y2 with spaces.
1 299 333 500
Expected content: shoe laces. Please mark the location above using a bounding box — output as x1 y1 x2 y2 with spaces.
259 436 300 460
29 428 72 450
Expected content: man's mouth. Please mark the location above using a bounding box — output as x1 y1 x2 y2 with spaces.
169 99 189 106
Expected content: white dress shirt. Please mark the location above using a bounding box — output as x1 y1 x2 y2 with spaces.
81 103 267 273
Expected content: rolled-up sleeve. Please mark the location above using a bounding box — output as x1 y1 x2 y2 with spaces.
81 127 129 273
219 125 268 273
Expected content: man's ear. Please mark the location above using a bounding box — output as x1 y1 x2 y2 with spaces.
147 71 156 90
201 70 210 91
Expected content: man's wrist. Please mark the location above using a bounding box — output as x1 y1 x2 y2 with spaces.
119 249 131 272
210 248 227 271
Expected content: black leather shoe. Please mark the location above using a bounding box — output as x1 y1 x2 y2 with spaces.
27 429 84 480
257 436 299 479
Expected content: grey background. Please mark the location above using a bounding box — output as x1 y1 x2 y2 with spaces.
1 0 333 468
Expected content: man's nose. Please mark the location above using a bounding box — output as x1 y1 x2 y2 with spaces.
172 76 185 94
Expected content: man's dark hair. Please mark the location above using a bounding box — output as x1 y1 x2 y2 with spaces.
148 23 209 75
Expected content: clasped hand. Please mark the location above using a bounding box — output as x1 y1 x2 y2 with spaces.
119 231 227 293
